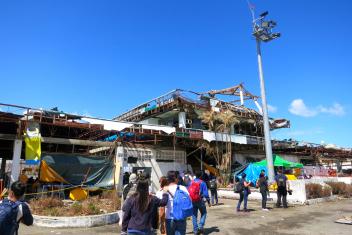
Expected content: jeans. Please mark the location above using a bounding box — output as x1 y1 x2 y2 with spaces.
165 219 187 235
237 190 249 210
192 201 207 233
260 190 268 209
127 233 150 235
277 190 288 208
210 189 218 205
127 230 152 235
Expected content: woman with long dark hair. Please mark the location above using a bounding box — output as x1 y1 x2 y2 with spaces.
121 178 169 235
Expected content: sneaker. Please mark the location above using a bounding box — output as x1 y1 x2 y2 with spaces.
262 208 269 211
236 208 241 212
198 228 204 235
244 209 250 213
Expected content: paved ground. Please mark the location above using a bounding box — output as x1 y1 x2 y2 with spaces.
20 198 352 235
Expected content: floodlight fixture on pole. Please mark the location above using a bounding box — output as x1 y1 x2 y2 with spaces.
251 10 281 183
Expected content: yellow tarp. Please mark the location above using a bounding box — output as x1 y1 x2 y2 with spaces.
286 174 297 180
24 134 41 163
269 174 297 190
69 188 88 201
39 160 69 184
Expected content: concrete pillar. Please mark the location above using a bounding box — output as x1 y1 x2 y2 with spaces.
230 124 235 135
11 139 22 183
178 112 186 128
115 144 125 194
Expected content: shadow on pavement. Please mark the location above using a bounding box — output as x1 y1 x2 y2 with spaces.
204 226 220 234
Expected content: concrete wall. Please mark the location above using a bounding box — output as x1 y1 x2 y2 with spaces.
337 177 352 185
218 180 307 205
218 177 350 205
34 211 120 228
308 176 352 185
138 118 159 125
128 160 192 192
116 145 191 193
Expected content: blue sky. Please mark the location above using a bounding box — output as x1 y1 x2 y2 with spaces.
0 0 351 147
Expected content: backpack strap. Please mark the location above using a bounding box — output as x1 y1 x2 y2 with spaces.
167 186 179 199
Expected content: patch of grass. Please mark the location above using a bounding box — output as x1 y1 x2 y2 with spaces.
85 202 101 215
325 182 352 198
99 190 121 211
44 207 63 217
70 202 83 215
306 183 332 199
30 197 64 215
29 190 120 216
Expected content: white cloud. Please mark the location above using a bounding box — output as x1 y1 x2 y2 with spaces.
267 104 278 113
289 99 345 117
289 99 317 117
318 103 345 116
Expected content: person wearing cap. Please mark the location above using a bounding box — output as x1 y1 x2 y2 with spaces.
123 173 138 201
120 173 138 227
236 173 251 212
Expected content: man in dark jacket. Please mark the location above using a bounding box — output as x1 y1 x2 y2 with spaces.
208 173 218 206
275 169 290 208
0 181 33 235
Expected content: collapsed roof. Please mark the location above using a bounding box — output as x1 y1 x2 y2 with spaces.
113 84 290 130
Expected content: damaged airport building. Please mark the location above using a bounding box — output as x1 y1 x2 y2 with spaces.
0 84 351 192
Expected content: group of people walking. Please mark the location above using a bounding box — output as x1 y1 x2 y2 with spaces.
235 168 291 212
121 170 213 235
0 168 291 235
122 168 291 234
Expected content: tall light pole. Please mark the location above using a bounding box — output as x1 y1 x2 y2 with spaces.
252 11 281 182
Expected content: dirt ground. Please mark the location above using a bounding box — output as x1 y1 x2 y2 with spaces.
20 198 352 235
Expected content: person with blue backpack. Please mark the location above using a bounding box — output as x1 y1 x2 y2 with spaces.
159 171 193 235
235 173 251 212
0 181 33 235
188 171 211 235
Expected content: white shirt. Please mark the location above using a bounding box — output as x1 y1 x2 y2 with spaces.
156 184 189 220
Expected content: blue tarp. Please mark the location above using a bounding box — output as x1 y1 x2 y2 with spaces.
235 163 267 186
41 154 114 188
103 132 135 142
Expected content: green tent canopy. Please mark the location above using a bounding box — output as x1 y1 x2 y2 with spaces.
253 155 303 168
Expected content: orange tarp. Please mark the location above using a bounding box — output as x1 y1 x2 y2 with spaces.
39 160 69 184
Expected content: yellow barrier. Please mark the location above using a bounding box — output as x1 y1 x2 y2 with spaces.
269 174 297 191
69 188 88 201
